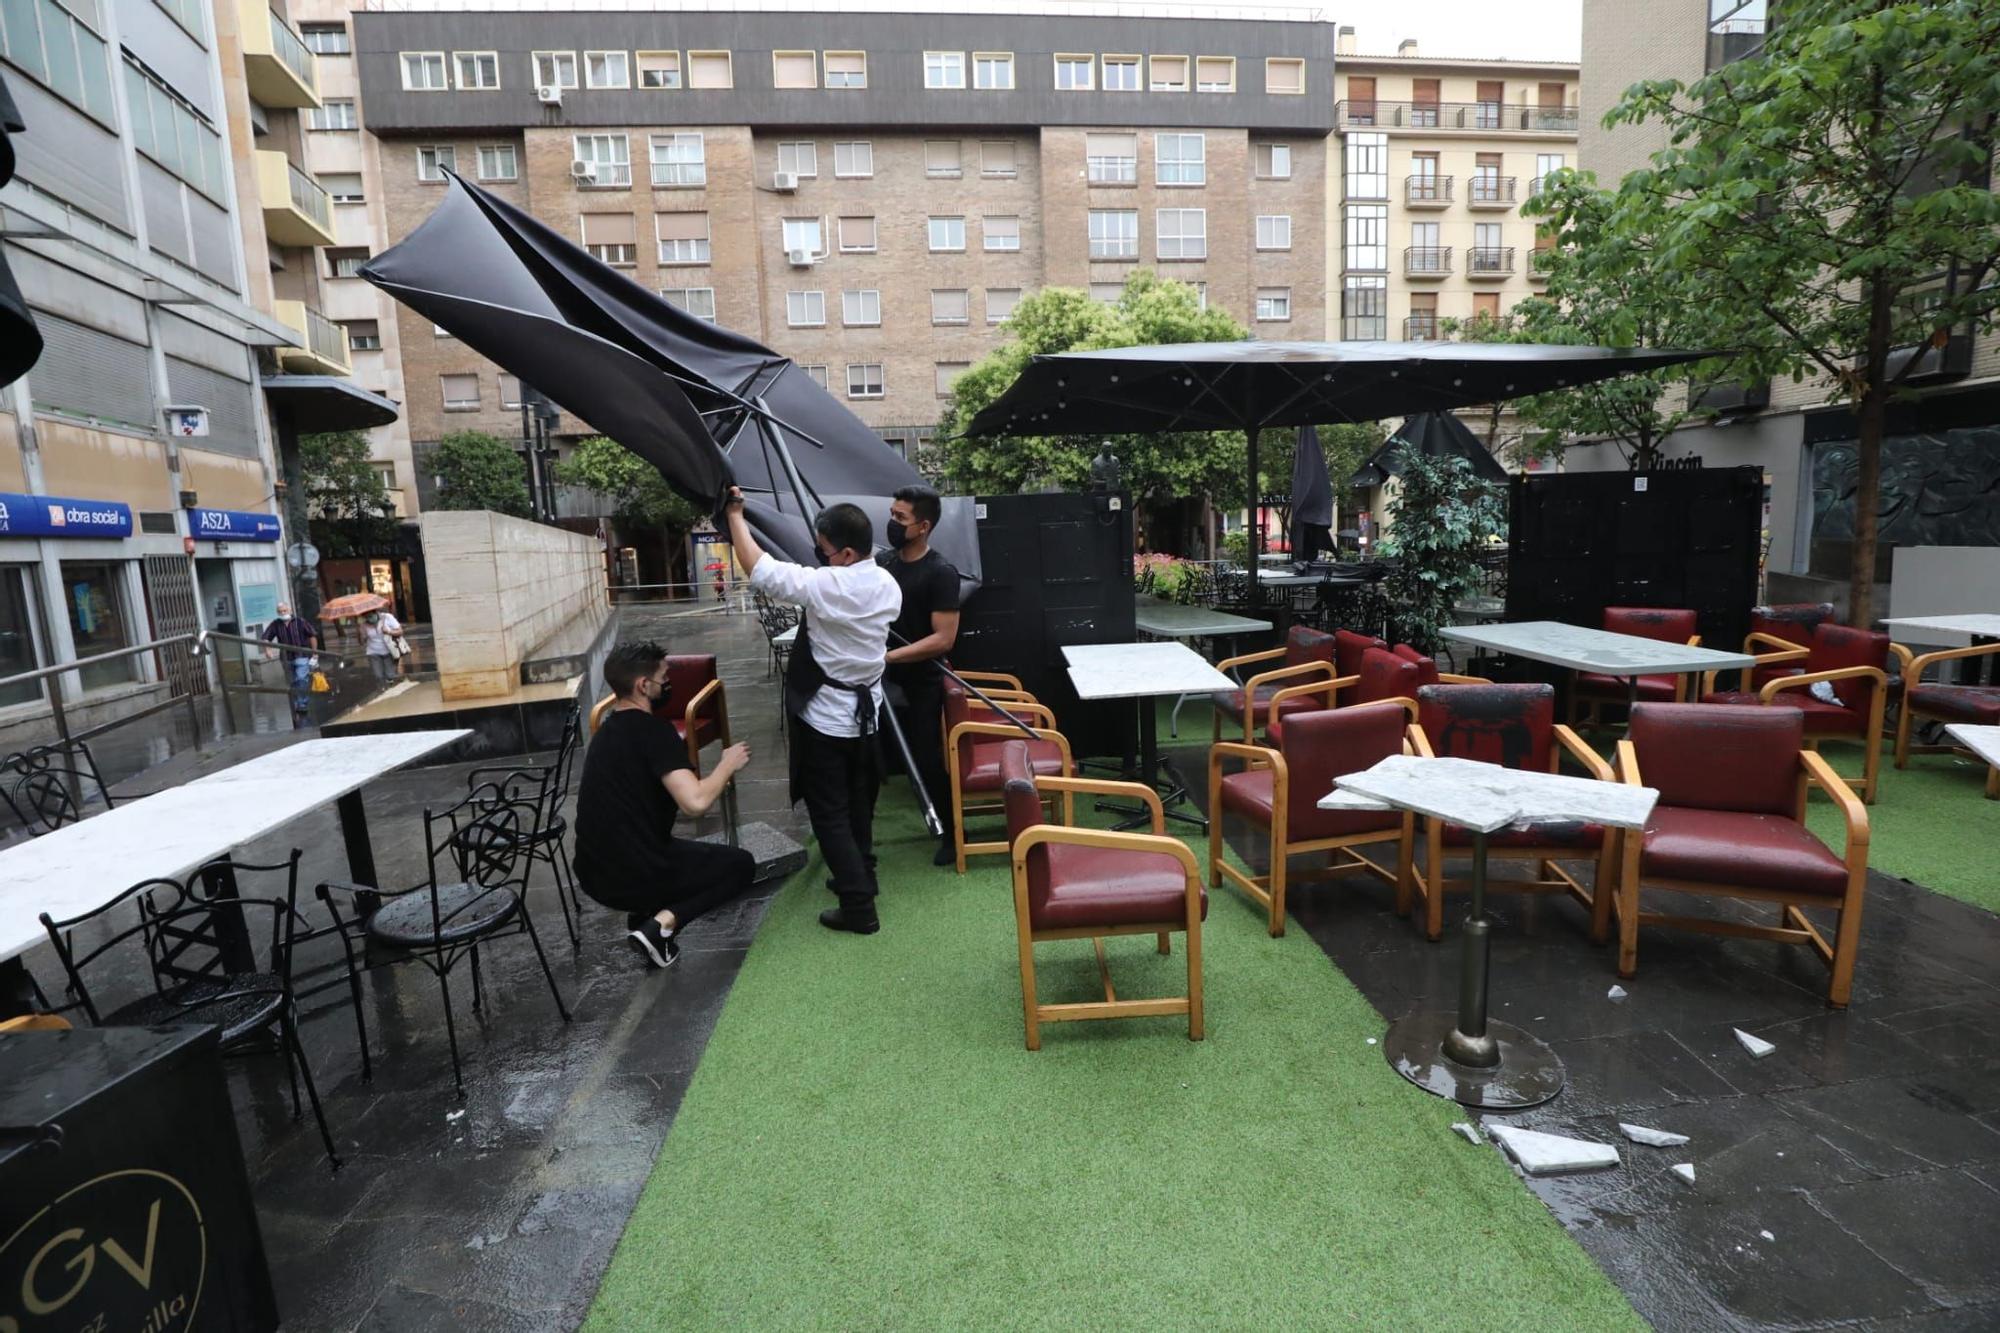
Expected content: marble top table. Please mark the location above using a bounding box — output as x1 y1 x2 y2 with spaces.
1881 614 2000 645
1945 723 2000 765
1257 567 1366 589
1132 595 1271 640
1064 642 1235 830
1320 753 1658 832
1442 620 1756 678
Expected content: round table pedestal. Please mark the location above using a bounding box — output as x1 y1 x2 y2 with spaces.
1382 1011 1565 1110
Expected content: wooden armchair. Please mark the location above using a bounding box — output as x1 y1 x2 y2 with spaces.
589 655 732 772
1265 645 1488 749
998 741 1204 1050
1210 625 1342 744
1570 606 1701 728
1615 703 1870 1007
1893 640 2000 778
945 676 1072 872
1700 623 1895 803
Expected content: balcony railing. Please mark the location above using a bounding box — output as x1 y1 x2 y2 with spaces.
1405 246 1452 276
1405 175 1452 206
1529 247 1556 279
237 0 320 108
1469 176 1517 207
289 162 331 231
254 150 336 247
269 11 316 93
273 299 350 376
651 161 706 187
1336 100 1579 134
1087 157 1138 184
1341 317 1387 341
1468 246 1516 277
1404 315 1440 341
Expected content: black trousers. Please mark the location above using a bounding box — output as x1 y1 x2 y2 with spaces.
794 718 882 904
580 837 756 932
888 670 950 839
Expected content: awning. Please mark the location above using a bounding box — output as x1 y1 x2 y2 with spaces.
260 375 401 431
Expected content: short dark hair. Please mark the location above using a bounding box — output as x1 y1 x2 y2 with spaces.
893 484 942 530
604 640 666 698
815 503 874 558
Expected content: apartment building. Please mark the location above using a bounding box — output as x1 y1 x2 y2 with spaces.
1329 30 1576 345
346 9 1335 481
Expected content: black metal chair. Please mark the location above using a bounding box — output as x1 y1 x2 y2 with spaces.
754 591 801 679
1 739 116 835
465 702 585 946
37 850 342 1170
318 793 572 1096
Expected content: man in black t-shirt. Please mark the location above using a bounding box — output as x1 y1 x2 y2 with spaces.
574 640 753 968
877 484 962 865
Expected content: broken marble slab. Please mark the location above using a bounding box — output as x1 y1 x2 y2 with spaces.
1671 1163 1696 1186
1607 984 1628 1002
1319 753 1658 834
1619 1122 1690 1148
1484 1123 1620 1176
1734 1027 1777 1059
1450 1123 1482 1145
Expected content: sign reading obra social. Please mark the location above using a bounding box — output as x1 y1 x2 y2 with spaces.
0 491 134 539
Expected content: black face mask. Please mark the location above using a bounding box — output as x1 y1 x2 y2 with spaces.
886 519 910 550
815 545 834 567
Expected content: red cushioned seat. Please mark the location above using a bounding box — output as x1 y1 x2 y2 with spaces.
660 655 726 758
1217 768 1400 841
1905 683 2000 725
1640 806 1848 897
1027 843 1209 931
960 739 1067 791
1701 690 1867 735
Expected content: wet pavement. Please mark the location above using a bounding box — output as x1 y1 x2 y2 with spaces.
1200 760 2000 1332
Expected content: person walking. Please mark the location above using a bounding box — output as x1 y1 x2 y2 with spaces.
877 484 962 866
359 609 404 682
261 600 320 728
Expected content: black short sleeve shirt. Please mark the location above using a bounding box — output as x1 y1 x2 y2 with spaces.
574 708 694 889
878 548 961 680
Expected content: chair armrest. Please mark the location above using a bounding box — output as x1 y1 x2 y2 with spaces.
949 722 1071 769
1269 674 1355 715
1743 631 1811 661
970 700 1058 728
1216 646 1286 673
1906 640 2000 682
1407 723 1434 758
588 694 616 733
1210 741 1275 772
1799 750 1869 850
970 688 1039 706
316 877 423 900
1553 724 1614 781
1245 660 1337 698
1615 739 1642 786
1438 672 1493 685
1035 775 1165 832
1012 824 1199 877
954 669 1025 692
1759 665 1885 703
1887 642 1913 677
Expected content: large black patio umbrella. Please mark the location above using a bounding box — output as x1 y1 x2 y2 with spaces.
1350 411 1511 489
0 69 43 390
1289 425 1335 561
963 339 1715 559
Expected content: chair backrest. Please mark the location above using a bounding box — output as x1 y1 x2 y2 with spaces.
1391 643 1442 690
664 654 719 717
549 702 583 801
1282 625 1337 670
1334 629 1390 678
429 793 538 895
1603 606 1698 645
1278 703 1408 829
1750 602 1837 645
1417 682 1554 772
0 741 113 835
997 741 1058 918
1805 623 1890 711
1355 648 1420 706
1629 702 1801 815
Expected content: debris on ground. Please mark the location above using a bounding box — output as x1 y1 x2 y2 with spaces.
1619 1122 1690 1148
1607 985 1628 1002
1451 1122 1482 1145
1734 1028 1777 1059
1671 1163 1696 1186
1485 1123 1620 1175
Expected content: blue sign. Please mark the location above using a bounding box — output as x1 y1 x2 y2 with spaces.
0 491 133 539
189 508 283 542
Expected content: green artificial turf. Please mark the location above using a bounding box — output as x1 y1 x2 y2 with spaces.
588 792 1639 1330
1804 740 2000 916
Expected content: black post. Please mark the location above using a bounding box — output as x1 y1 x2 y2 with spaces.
1248 425 1263 562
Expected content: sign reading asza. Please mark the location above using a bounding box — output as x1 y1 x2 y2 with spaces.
0 492 134 539
189 508 282 542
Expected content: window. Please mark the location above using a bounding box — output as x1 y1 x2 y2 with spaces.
1054 54 1093 90
343 319 381 351
301 23 349 55
324 173 364 203
928 217 965 251
401 52 447 90
1342 276 1386 340
931 289 968 325
1344 131 1386 199
1156 208 1206 259
1708 0 1767 70
662 287 716 321
581 213 637 265
777 141 818 177
477 144 517 181
924 140 962 178
154 0 205 41
1255 143 1291 179
781 218 822 254
60 563 134 690
1089 282 1124 304
308 99 358 130
824 50 866 88
1195 56 1234 92
1156 133 1205 186
1255 215 1291 250
1344 204 1387 271
1266 57 1304 95
1533 152 1565 195
842 290 881 326
787 291 826 327
983 216 1020 252
1407 293 1438 340
1088 209 1138 260
9 0 114 123
0 567 40 706
846 364 884 398
651 132 705 186
1411 220 1441 249
1150 54 1188 91
973 52 1012 90
924 51 964 89
1255 287 1291 322
986 288 1020 324
1475 79 1504 129
772 50 815 88
1472 292 1501 320
802 364 829 388
327 247 369 278
687 50 731 89
638 51 681 88
1412 77 1440 127
838 215 877 252
488 374 520 409
936 362 969 397
1086 132 1137 184
585 51 630 89
833 141 873 178
1472 222 1506 272
453 51 498 89
441 373 480 411
981 141 1017 178
417 145 456 182
124 61 223 198
1346 74 1377 123
532 51 578 89
1473 152 1504 203
574 134 631 186
1101 54 1139 91
656 211 710 264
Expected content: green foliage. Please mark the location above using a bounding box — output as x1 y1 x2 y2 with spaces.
1221 530 1251 566
299 429 398 555
1379 455 1505 652
430 430 532 517
554 436 700 530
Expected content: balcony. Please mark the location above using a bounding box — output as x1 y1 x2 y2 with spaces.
1336 100 1579 134
1529 247 1555 281
1879 332 1973 386
1405 246 1451 278
1468 246 1516 278
1405 175 1452 208
239 0 320 108
1468 176 1517 209
1404 314 1440 341
256 151 336 247
273 300 350 376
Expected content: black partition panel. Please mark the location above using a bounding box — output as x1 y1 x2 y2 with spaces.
954 491 1135 759
1507 466 1763 654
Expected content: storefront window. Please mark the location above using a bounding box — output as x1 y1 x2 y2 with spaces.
0 567 43 708
61 561 136 690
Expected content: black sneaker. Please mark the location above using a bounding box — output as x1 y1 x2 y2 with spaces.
818 905 880 935
626 919 681 969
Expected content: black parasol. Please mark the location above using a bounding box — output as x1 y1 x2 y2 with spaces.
1288 425 1335 560
1350 411 1510 488
0 69 42 390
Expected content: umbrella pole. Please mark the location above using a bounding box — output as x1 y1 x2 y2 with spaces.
1248 425 1262 563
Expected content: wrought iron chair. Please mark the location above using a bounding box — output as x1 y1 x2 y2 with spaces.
318 794 572 1096
466 701 585 946
38 850 342 1169
0 739 116 835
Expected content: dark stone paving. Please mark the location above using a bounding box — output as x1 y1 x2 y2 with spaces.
1193 746 2000 1333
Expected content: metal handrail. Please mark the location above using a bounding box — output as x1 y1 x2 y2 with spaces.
0 635 201 756
194 628 356 664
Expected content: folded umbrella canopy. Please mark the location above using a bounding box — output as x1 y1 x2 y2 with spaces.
1350 411 1511 488
1289 424 1335 560
0 69 43 390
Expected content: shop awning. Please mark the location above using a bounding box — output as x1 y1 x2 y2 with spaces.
260 375 401 431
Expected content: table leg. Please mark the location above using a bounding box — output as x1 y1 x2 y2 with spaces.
1098 698 1209 832
337 790 383 916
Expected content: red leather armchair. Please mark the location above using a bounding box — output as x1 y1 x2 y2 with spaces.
1615 703 1871 1007
1744 603 1838 690
998 740 1205 1050
1211 625 1344 744
1893 640 2000 790
1571 607 1701 728
1206 702 1418 937
944 676 1073 872
1701 623 1896 803
1410 683 1617 943
587 654 733 778
1266 645 1488 747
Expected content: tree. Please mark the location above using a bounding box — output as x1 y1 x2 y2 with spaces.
1378 455 1506 653
299 429 398 555
1589 0 2000 622
429 430 532 517
554 436 700 531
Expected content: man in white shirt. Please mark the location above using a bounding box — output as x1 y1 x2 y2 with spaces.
724 487 901 934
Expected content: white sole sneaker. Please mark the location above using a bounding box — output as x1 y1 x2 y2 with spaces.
626 927 679 969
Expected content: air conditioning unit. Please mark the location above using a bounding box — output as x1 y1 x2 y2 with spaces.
537 83 563 106
772 171 798 192
570 159 597 182
787 248 814 267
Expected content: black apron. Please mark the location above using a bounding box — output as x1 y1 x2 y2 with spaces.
784 621 882 804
